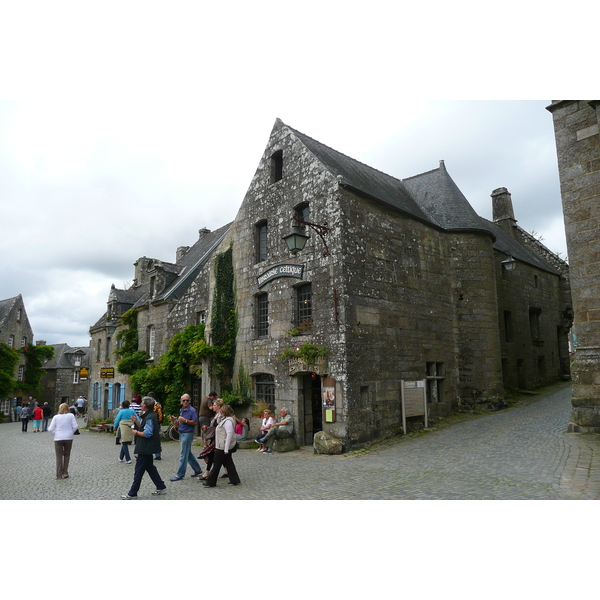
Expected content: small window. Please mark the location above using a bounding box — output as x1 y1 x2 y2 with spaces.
21 336 27 347
17 365 24 381
256 220 268 263
97 338 102 361
8 334 14 347
257 293 269 338
73 370 80 384
105 337 112 361
426 362 445 403
294 202 310 227
255 373 275 410
270 150 283 183
529 308 542 341
196 310 206 325
296 283 312 329
504 311 513 343
148 326 156 358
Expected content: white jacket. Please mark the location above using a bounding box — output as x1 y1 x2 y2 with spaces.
48 413 78 441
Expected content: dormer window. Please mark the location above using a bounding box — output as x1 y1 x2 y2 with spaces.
270 150 283 183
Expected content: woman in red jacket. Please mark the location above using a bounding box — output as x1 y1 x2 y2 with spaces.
32 405 44 433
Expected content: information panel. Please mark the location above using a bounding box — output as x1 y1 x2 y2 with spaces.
401 380 427 434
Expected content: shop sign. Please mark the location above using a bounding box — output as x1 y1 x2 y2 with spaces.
79 367 89 380
100 368 115 378
257 264 303 288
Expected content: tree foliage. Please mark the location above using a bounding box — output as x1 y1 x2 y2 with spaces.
0 343 20 398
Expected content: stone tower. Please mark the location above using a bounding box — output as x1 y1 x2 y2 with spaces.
547 100 600 431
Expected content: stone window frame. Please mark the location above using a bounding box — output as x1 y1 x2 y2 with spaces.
293 202 310 233
270 149 283 184
255 220 268 264
529 307 542 342
426 362 445 403
254 373 275 411
147 325 156 358
256 292 269 338
17 365 24 381
73 369 80 384
21 336 27 348
8 334 14 347
294 282 313 330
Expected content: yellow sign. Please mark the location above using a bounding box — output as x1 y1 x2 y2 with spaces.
79 368 89 380
100 368 115 378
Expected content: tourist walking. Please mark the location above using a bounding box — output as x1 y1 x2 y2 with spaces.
48 403 79 479
202 404 241 488
42 402 52 431
20 403 30 432
121 396 167 499
113 399 136 464
32 405 43 432
170 394 203 481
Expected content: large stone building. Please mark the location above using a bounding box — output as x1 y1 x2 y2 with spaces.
89 119 572 448
547 100 600 432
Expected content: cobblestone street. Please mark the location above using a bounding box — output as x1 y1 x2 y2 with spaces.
2 381 600 501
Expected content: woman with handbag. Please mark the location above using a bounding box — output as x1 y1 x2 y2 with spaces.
202 404 241 488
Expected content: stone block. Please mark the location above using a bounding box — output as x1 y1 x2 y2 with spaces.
313 430 344 455
273 437 296 453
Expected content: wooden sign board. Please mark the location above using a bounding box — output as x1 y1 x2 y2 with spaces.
401 380 427 434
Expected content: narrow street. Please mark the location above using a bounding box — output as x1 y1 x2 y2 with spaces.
2 382 599 500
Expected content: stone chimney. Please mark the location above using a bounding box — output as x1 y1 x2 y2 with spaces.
199 227 211 239
36 340 47 346
491 187 517 236
176 246 190 262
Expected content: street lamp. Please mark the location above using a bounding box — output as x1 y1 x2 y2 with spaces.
282 216 331 256
105 318 118 334
501 254 517 272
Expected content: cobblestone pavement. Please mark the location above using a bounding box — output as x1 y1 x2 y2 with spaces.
2 381 600 500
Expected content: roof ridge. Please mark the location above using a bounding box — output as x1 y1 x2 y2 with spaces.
285 123 408 186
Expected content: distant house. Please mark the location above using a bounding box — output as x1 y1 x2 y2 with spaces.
0 294 34 417
88 225 230 421
39 342 92 413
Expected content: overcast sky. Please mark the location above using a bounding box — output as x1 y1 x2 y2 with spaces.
0 2 592 349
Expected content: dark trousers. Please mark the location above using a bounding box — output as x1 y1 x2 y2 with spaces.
205 448 240 486
128 454 165 497
21 418 28 432
54 439 73 478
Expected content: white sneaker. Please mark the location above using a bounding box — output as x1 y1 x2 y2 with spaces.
152 488 167 496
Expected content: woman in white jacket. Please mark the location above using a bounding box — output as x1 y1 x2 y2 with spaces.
48 403 79 479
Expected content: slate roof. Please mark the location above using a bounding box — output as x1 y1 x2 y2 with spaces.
0 296 19 329
286 122 560 274
43 343 91 370
289 126 432 225
481 219 560 275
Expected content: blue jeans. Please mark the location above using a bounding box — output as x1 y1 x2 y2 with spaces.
176 432 202 477
120 442 131 462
